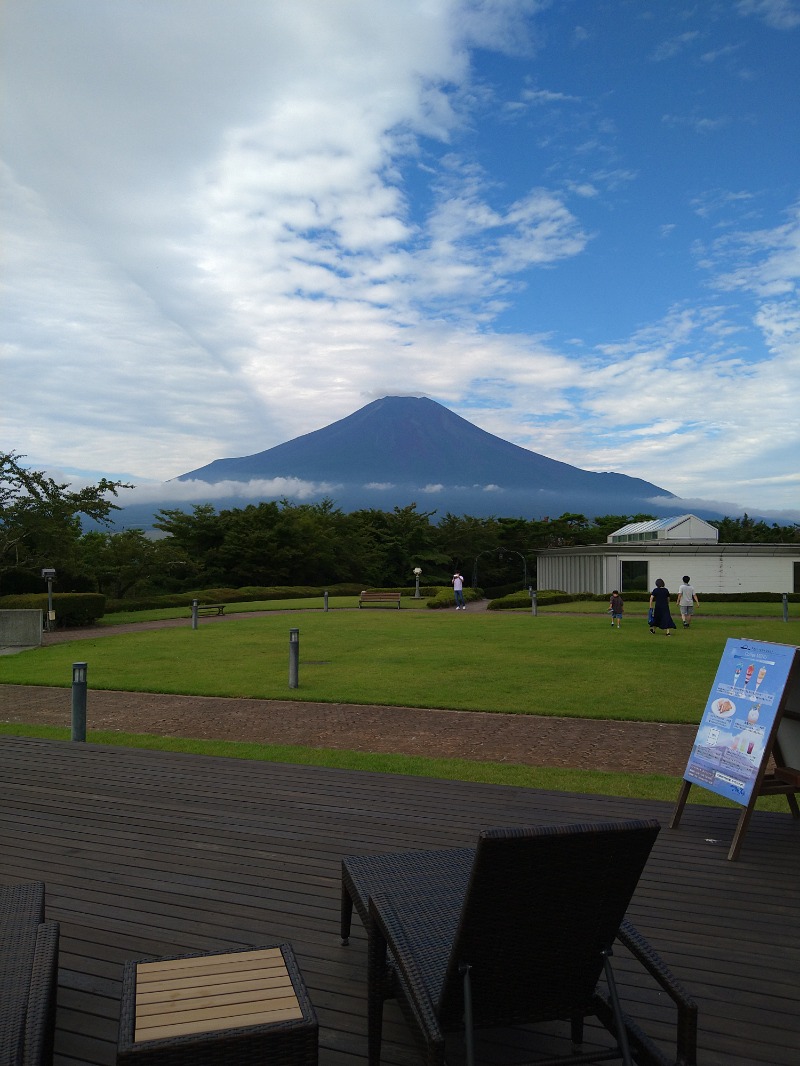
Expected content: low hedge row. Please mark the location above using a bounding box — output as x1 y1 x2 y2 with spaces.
0 593 106 627
489 589 800 610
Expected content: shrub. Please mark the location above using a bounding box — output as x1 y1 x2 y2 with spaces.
0 593 106 627
426 586 480 609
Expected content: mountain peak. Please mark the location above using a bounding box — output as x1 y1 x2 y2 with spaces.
175 395 674 516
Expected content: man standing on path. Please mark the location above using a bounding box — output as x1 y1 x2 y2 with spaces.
677 576 699 628
452 571 465 609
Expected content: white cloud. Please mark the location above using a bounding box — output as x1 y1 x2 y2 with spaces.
737 0 800 30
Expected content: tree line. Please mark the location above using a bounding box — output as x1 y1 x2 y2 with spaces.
2 452 798 600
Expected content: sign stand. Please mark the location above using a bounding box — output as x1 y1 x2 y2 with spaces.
670 638 800 860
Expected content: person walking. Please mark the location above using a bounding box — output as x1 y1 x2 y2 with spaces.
676 576 699 628
649 578 676 636
452 571 466 609
609 590 624 629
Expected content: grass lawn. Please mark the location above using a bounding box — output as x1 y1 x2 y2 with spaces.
3 609 798 724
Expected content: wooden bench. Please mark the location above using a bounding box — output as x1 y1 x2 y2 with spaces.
117 942 318 1066
0 881 60 1066
358 591 401 609
191 604 226 616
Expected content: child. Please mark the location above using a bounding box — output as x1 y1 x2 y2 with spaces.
609 590 623 628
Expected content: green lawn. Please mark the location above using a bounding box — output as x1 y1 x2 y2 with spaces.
3 609 797 724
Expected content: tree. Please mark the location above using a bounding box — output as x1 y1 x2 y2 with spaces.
0 452 130 591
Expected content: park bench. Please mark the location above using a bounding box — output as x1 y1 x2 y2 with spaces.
358 591 401 609
0 881 60 1066
190 604 227 616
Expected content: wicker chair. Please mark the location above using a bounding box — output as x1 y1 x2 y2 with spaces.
0 881 60 1066
355 821 696 1066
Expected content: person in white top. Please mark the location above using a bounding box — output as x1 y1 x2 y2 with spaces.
676 576 699 628
452 572 465 609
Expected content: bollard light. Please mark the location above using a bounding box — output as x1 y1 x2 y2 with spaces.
413 567 422 599
191 598 199 630
71 661 88 742
324 590 329 612
289 628 300 689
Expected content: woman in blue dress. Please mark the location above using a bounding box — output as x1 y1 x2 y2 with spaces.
649 578 676 635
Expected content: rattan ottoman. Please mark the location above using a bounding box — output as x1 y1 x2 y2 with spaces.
117 942 318 1066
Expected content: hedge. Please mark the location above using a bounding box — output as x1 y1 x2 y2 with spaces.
0 593 106 627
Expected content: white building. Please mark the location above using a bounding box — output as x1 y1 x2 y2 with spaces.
536 514 800 595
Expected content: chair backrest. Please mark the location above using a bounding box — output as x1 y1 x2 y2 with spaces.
437 819 661 1028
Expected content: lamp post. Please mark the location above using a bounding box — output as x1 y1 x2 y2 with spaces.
413 567 422 599
41 568 56 632
471 549 498 589
498 549 528 590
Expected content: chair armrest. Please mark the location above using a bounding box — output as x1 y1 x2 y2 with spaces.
368 894 445 1050
618 919 697 1066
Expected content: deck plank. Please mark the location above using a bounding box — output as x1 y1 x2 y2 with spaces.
2 736 800 1065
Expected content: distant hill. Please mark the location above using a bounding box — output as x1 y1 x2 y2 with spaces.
168 395 676 519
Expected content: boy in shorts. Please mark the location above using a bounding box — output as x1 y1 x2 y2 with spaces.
676 576 699 628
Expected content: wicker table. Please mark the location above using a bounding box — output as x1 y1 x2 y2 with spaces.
117 943 318 1066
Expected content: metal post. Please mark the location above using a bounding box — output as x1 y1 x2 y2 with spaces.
289 628 299 688
71 662 87 742
191 598 199 630
47 577 54 632
530 588 538 616
324 590 329 612
783 593 789 622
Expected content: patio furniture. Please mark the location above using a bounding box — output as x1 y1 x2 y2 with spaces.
0 880 60 1066
117 942 318 1066
353 821 697 1066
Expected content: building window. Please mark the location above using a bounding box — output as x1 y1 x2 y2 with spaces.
621 561 649 592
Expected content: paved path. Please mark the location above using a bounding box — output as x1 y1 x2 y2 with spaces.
0 682 696 776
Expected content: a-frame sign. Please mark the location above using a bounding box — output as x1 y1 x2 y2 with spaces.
670 637 800 860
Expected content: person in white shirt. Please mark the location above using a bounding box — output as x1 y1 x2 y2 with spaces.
452 572 465 609
676 576 699 628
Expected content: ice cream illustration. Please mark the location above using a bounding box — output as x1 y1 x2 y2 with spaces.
733 665 741 688
755 667 767 691
747 705 760 724
744 664 754 687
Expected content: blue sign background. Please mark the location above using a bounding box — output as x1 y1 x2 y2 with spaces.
683 638 797 806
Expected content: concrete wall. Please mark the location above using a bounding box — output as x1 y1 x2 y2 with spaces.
537 552 799 596
0 610 43 647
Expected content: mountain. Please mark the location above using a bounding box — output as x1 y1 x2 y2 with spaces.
170 395 676 519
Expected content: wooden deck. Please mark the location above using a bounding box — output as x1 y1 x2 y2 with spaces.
1 735 799 1066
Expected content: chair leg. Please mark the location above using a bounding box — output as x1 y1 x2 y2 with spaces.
340 883 354 945
367 923 388 1066
602 949 633 1066
460 963 475 1066
570 1011 585 1052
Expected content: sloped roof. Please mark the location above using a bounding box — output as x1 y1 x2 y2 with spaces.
612 515 688 536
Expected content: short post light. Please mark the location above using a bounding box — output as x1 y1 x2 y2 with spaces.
324 590 329 612
41 568 56 632
413 567 422 599
783 593 789 623
530 588 538 616
71 662 88 742
289 628 300 689
191 598 199 630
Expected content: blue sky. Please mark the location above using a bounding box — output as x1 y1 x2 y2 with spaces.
2 0 799 520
